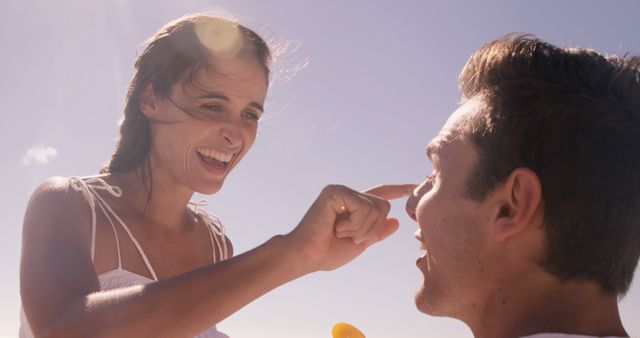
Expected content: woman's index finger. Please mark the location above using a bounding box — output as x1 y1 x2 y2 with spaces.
363 184 417 200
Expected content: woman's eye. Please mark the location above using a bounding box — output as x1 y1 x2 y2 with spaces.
202 104 224 113
242 111 261 121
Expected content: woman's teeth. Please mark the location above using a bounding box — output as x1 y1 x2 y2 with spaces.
197 147 233 163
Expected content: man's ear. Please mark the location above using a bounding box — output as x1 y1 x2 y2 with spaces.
138 82 160 119
491 168 542 242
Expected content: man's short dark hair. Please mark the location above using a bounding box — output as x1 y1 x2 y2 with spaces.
458 34 640 295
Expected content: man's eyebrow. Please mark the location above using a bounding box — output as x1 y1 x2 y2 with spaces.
426 142 438 161
198 92 264 112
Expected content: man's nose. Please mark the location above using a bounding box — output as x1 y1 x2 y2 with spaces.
405 181 430 221
405 186 420 221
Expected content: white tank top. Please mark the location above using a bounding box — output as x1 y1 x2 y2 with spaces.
19 176 231 338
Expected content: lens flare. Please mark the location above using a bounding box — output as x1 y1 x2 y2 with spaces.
194 19 243 58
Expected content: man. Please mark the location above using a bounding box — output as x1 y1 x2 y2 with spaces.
405 35 640 338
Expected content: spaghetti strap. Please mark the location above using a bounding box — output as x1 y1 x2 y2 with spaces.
69 177 98 260
92 191 159 281
69 176 158 281
93 198 123 268
204 217 217 262
190 200 228 262
69 176 122 262
70 177 228 281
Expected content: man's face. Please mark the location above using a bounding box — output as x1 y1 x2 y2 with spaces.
405 98 495 318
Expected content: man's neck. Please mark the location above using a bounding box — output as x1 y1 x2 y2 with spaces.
469 272 628 338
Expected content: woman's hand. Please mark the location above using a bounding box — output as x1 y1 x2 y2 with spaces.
285 184 416 273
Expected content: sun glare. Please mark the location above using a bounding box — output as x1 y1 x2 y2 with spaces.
195 19 243 58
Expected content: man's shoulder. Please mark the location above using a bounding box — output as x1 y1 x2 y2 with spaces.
521 334 627 338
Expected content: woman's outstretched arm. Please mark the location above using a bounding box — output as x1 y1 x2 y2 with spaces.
21 178 413 338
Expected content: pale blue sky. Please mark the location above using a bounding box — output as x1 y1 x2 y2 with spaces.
1 1 639 337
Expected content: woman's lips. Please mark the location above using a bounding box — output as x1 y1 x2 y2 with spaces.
197 152 229 175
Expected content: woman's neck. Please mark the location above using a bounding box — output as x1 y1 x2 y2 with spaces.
108 167 195 231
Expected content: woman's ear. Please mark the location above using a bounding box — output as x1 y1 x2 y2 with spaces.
138 82 160 119
490 168 542 242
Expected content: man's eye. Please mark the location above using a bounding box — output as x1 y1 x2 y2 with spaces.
426 174 436 184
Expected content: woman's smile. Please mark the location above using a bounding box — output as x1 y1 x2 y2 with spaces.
195 146 237 176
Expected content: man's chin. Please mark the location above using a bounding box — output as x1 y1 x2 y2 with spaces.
414 287 445 316
415 301 448 317
414 287 431 314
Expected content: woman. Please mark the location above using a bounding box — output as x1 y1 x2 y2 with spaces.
19 14 412 338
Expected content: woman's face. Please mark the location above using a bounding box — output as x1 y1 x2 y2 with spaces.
146 57 268 194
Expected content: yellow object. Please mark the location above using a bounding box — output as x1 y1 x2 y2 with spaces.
332 322 365 338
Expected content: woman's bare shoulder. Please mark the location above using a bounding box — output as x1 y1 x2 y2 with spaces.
20 177 101 333
23 176 94 240
28 176 88 209
29 175 109 205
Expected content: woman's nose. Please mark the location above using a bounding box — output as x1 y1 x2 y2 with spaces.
221 119 243 148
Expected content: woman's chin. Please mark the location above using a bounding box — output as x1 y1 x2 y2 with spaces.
197 183 223 195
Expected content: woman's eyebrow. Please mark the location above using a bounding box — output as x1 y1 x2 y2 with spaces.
198 92 229 101
198 92 264 112
249 102 264 112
